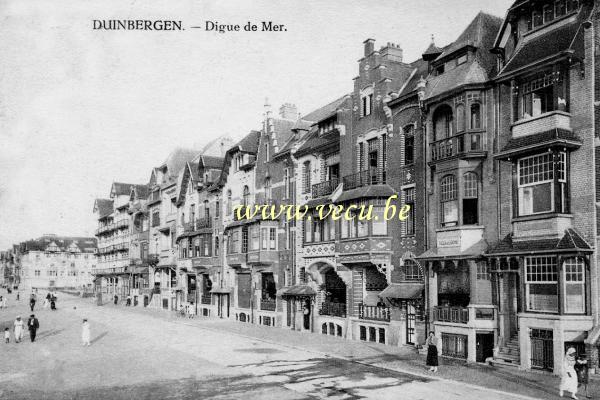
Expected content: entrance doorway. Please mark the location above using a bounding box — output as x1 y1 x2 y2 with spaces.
302 298 311 330
531 329 553 371
476 333 494 362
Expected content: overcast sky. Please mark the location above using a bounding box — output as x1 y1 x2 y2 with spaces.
0 0 513 249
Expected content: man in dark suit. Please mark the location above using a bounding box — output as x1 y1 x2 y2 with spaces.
27 314 39 342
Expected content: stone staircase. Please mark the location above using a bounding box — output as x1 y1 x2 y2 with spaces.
494 335 520 366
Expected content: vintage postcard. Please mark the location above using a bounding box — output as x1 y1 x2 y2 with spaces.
1 0 599 398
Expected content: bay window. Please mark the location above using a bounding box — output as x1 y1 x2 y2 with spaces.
440 175 458 227
525 256 558 312
250 226 260 250
521 74 556 118
517 152 567 216
194 238 200 257
470 104 481 129
433 105 453 140
564 257 585 314
261 228 268 250
372 207 388 236
269 227 277 250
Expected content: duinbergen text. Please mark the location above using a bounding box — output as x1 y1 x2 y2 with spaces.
234 195 410 222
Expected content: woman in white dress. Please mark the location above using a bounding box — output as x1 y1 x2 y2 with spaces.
560 347 579 399
81 319 91 346
13 316 24 343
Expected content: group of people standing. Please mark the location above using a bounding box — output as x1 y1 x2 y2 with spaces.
5 314 39 343
178 301 196 318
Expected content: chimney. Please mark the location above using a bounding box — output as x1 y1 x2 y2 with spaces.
279 103 298 120
363 38 375 57
381 42 403 63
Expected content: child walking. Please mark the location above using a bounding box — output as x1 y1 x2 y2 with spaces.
4 327 10 343
81 319 91 346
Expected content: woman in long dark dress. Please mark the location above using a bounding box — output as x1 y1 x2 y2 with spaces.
426 331 439 372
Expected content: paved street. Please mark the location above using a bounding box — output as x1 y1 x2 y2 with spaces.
0 291 595 399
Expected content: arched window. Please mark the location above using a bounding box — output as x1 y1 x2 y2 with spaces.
264 178 271 201
403 260 423 281
242 186 250 207
463 172 479 225
226 190 232 215
440 175 458 227
433 105 453 140
456 104 465 132
403 125 415 165
470 104 481 130
303 161 311 194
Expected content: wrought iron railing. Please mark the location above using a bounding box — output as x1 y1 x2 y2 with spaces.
358 303 390 322
260 298 276 311
430 132 483 161
312 178 339 198
195 217 212 229
434 306 469 324
342 168 386 190
319 301 346 318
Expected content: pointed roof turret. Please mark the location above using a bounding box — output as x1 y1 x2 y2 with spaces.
422 34 442 61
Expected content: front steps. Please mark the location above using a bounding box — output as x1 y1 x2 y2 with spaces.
494 335 520 367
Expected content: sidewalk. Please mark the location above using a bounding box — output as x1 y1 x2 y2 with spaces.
86 297 598 400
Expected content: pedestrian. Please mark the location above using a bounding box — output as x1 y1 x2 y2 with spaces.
2 295 7 309
425 331 439 373
0 295 3 309
50 294 57 310
29 293 36 312
574 353 589 399
27 314 39 342
13 316 24 343
43 293 51 309
188 302 195 319
16 290 19 301
126 295 131 307
81 319 91 346
560 347 579 399
4 327 10 343
113 295 118 305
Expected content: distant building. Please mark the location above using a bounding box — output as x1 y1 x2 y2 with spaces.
15 234 97 290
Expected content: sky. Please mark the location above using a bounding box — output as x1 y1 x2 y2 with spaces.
0 0 514 249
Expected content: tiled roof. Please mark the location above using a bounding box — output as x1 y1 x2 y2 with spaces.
496 128 582 159
132 184 149 199
94 198 114 218
423 41 443 58
20 235 98 253
160 148 200 179
397 59 429 98
486 229 592 256
293 129 340 158
497 10 589 79
111 182 137 196
418 239 488 260
277 285 316 297
302 95 349 124
423 12 502 101
199 155 224 170
188 161 200 182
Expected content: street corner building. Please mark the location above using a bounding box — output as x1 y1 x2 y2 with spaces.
77 0 600 378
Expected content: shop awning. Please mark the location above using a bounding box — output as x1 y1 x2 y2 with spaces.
379 283 424 299
210 287 233 294
486 229 593 257
277 285 316 297
417 240 487 261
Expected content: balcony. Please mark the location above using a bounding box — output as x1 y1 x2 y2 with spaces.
312 178 339 198
319 301 346 318
336 238 392 260
434 306 469 324
201 294 212 305
260 298 276 311
130 230 149 242
116 220 129 229
358 303 390 322
430 132 486 162
226 253 247 266
343 168 386 190
247 250 279 265
512 111 571 139
146 254 159 265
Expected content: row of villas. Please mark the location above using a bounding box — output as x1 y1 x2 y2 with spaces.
91 0 600 375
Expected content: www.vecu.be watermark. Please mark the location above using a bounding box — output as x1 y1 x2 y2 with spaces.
234 194 411 222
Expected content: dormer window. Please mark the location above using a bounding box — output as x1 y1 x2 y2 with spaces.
521 73 560 119
318 117 336 135
528 0 578 31
360 87 373 117
436 64 445 75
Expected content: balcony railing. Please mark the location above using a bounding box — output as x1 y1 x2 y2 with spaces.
260 298 276 311
434 306 469 324
358 303 390 322
195 217 212 229
201 294 212 305
319 301 346 318
312 178 339 198
430 132 483 162
146 254 159 265
342 168 386 190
